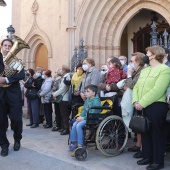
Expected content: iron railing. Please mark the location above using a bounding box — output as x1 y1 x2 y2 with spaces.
71 38 88 72
150 21 170 50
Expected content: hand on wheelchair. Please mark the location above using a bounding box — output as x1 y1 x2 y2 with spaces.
76 116 84 123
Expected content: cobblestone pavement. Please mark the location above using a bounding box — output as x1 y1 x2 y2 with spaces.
0 107 170 170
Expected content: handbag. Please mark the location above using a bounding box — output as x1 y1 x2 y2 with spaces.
166 107 170 123
50 88 69 103
25 88 38 99
53 94 63 103
129 110 150 134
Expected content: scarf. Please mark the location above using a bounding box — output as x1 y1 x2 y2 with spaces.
71 71 84 91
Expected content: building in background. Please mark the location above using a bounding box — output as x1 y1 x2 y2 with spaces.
12 0 170 70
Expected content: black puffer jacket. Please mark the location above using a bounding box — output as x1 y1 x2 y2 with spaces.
24 76 44 99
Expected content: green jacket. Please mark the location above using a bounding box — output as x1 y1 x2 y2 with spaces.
80 95 101 120
132 64 170 108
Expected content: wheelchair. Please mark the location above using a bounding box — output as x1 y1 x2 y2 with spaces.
70 95 128 161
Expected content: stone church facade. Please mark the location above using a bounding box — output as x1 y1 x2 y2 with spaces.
12 0 170 71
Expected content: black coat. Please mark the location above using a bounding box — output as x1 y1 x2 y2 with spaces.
24 76 44 99
0 52 4 74
0 68 25 101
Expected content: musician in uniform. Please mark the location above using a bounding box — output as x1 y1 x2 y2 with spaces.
0 39 25 156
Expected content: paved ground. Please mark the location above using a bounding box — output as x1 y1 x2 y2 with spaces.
0 107 170 170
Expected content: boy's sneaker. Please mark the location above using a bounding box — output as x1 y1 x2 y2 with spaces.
68 142 77 151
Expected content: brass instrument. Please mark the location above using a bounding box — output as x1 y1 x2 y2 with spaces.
0 35 30 87
0 0 6 6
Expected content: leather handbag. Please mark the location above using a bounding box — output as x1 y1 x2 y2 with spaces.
25 88 38 99
129 110 150 134
166 108 170 123
53 94 63 103
50 88 69 103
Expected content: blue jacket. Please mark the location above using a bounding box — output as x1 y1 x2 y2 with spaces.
80 95 101 120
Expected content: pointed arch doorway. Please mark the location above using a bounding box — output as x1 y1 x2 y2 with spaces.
120 10 170 59
35 44 48 70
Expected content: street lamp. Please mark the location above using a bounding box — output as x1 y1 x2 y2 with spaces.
7 25 15 40
0 0 6 6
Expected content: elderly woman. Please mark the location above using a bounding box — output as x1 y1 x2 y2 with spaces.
34 66 45 124
121 52 146 158
80 57 100 101
53 65 71 135
25 69 43 128
38 70 53 128
133 46 170 170
51 68 63 131
71 63 85 105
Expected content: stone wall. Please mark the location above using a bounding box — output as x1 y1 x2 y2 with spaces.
12 0 170 71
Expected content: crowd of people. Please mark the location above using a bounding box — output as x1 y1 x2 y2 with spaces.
0 38 170 170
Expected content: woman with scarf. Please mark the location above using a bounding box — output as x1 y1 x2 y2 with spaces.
71 63 85 106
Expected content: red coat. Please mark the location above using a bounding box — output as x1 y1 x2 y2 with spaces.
106 67 127 84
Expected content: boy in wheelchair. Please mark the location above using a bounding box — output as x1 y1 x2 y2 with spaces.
69 85 101 152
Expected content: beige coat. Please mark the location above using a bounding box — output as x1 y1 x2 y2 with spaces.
53 73 70 101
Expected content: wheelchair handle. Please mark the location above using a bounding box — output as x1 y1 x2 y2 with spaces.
88 106 112 110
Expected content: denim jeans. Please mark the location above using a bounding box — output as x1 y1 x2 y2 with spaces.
70 120 86 145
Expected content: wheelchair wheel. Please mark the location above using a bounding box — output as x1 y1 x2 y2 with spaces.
96 115 128 157
74 147 88 161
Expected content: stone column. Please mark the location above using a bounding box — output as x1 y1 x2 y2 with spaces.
67 0 76 67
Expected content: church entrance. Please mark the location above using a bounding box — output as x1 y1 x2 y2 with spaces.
35 44 48 70
120 10 170 59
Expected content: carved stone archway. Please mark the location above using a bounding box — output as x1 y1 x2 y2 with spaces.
76 0 170 67
22 29 52 69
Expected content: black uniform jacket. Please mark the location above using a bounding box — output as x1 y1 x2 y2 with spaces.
0 68 25 101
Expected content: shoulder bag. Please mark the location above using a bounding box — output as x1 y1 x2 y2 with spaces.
51 88 69 103
129 110 150 134
25 88 38 99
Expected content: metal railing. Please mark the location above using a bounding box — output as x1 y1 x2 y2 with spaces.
71 38 88 72
150 21 170 50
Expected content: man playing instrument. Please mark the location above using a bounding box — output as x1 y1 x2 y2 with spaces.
0 39 25 156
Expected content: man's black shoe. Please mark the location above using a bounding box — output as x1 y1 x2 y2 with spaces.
51 126 62 131
58 128 64 132
60 130 69 135
44 125 52 129
31 124 39 128
128 145 140 152
146 163 164 170
26 123 33 126
133 150 142 158
13 141 20 151
1 147 9 157
137 158 152 165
